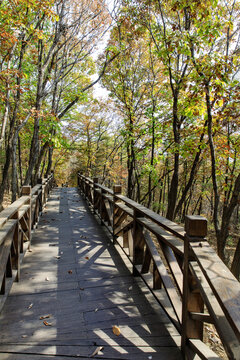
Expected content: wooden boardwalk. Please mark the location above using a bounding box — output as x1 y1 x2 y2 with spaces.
0 188 182 360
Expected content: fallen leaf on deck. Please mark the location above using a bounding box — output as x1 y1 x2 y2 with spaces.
112 325 121 336
28 303 33 309
89 346 104 358
43 321 52 326
45 277 49 281
39 314 51 320
68 270 73 274
85 256 89 260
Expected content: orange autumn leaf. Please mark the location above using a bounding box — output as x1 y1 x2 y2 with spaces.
40 314 51 320
112 325 121 336
43 321 52 326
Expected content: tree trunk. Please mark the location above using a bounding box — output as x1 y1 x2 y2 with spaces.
11 134 18 202
46 146 53 175
217 173 240 260
18 136 23 187
0 143 12 209
231 238 240 280
33 142 49 184
166 95 180 220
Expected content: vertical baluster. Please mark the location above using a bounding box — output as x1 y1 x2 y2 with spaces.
22 185 32 248
113 185 122 242
100 188 106 225
181 215 207 358
93 177 99 214
132 209 145 276
11 210 20 281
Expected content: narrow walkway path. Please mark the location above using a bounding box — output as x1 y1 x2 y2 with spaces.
0 188 181 359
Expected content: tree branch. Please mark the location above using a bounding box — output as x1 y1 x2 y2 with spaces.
58 51 120 119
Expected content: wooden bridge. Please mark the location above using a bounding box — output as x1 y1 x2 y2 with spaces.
0 174 239 359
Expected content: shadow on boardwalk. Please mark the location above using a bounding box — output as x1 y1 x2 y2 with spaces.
0 188 182 359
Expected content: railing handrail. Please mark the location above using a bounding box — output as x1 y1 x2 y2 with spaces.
0 173 54 313
78 173 240 360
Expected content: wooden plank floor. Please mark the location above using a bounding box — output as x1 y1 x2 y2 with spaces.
0 188 182 359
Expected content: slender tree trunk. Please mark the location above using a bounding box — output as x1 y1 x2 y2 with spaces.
127 116 135 199
217 173 240 260
174 124 206 218
0 38 26 207
18 136 23 187
33 142 49 183
0 143 12 209
147 109 155 208
231 237 240 280
24 40 43 185
40 149 48 178
166 94 180 220
46 146 53 175
11 133 19 202
0 43 17 150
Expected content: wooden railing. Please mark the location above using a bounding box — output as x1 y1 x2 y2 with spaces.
78 173 240 360
0 174 54 312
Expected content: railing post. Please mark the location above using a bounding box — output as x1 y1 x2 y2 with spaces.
78 172 84 195
22 185 32 249
44 175 48 203
93 178 99 214
10 210 20 281
86 179 89 202
100 188 106 225
37 178 43 215
113 185 122 242
181 215 207 359
132 208 145 276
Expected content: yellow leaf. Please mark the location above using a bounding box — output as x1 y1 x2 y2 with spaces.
112 325 121 336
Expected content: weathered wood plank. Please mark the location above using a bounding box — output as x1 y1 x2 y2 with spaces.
0 188 182 360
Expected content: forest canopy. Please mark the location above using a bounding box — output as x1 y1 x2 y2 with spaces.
0 0 240 278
